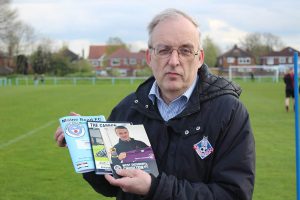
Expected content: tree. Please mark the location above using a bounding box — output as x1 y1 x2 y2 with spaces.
239 32 284 63
12 22 35 55
135 67 152 77
106 37 125 45
16 54 29 74
0 0 17 67
0 0 17 41
108 68 121 77
30 46 51 74
5 21 35 56
49 53 71 76
0 0 36 68
70 59 93 74
105 36 128 54
202 36 221 67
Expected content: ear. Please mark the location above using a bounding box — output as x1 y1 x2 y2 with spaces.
146 49 152 65
197 49 205 68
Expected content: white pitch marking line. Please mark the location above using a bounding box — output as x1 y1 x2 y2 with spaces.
0 120 56 149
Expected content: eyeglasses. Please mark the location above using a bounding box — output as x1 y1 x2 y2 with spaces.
149 45 199 60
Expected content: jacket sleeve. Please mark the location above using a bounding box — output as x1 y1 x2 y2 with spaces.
148 101 255 200
81 95 134 197
82 172 118 197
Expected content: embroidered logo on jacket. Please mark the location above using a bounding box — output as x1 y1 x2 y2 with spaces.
193 136 214 159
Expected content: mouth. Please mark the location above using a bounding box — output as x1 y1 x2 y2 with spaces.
166 72 180 77
165 72 182 80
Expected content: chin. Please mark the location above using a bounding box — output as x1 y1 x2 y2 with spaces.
165 85 183 92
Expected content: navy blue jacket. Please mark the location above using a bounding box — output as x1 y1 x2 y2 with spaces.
83 64 255 200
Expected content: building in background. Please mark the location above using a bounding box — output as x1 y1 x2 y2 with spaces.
260 47 300 66
216 44 256 68
88 45 147 76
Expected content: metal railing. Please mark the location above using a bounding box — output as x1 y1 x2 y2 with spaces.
0 76 149 87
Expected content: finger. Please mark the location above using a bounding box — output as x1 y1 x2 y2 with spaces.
54 126 63 140
57 135 66 147
105 174 119 185
69 112 80 116
116 169 137 178
56 131 66 147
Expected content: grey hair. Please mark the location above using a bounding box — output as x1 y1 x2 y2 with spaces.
147 8 202 48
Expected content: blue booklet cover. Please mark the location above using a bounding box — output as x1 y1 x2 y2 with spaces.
59 115 106 173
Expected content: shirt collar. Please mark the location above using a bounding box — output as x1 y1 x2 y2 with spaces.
148 76 198 104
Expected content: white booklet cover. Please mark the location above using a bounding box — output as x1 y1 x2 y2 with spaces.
99 124 159 178
59 115 105 173
87 121 130 174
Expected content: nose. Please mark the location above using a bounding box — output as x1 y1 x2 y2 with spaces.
168 49 180 66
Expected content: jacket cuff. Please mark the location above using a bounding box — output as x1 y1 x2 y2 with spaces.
142 173 160 200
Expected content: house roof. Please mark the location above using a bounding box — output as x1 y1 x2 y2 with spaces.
61 48 79 61
88 45 125 59
108 48 131 58
220 44 253 58
131 50 146 60
107 48 146 60
262 46 300 57
88 45 107 59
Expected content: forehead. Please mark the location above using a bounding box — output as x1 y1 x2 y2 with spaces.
116 128 128 133
151 16 199 47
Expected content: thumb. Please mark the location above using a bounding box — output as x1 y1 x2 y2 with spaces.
116 169 127 176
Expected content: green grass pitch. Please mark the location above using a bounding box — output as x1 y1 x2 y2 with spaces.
0 80 296 200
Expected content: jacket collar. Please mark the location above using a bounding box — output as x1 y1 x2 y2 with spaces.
133 63 242 119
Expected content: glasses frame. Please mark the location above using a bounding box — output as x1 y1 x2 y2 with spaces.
149 45 200 60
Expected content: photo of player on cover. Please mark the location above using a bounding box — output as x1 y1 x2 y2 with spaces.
100 125 158 177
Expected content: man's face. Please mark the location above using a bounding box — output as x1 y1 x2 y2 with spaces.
115 128 130 141
146 15 204 101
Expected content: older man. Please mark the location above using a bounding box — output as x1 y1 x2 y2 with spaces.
55 8 255 200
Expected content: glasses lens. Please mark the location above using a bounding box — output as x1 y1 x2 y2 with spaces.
178 47 193 57
153 45 196 60
155 46 171 57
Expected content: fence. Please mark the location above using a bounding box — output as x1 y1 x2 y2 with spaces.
0 74 287 88
0 77 148 87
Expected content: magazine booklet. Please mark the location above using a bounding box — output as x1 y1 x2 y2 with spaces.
99 124 159 178
59 115 105 173
86 121 130 174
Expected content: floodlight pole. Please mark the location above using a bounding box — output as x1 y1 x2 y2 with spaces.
294 51 300 200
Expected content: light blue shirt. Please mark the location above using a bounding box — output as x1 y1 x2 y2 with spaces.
148 77 198 121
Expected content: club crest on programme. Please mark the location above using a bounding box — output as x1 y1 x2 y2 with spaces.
66 122 85 138
193 136 214 159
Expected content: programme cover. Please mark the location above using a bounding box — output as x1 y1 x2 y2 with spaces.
59 115 105 173
87 121 129 174
99 124 159 178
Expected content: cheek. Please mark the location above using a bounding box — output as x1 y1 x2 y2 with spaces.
150 61 164 75
184 65 199 80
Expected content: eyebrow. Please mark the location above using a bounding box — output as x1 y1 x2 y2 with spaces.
180 44 194 48
155 43 195 48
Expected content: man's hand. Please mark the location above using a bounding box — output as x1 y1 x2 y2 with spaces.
54 126 66 147
118 152 127 160
104 169 151 195
54 112 80 147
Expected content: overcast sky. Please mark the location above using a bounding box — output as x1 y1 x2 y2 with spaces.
12 0 300 57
